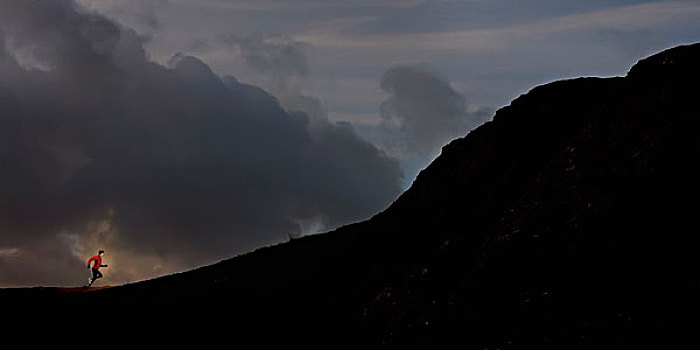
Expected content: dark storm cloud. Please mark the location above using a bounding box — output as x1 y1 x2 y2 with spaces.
379 64 490 161
224 31 403 225
223 29 401 206
0 0 401 286
373 64 494 186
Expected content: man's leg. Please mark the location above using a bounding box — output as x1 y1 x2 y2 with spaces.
89 269 102 287
92 270 102 282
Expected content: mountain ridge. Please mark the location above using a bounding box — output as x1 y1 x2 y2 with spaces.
3 42 700 348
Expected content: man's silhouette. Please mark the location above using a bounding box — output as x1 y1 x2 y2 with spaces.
85 250 108 287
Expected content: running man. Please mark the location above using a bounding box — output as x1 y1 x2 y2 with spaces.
86 250 108 287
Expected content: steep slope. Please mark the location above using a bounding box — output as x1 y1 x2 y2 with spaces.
3 43 700 349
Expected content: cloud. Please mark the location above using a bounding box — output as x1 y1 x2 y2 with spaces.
77 0 163 35
162 0 428 12
224 31 405 227
377 64 490 179
235 36 492 189
225 32 309 83
297 1 700 52
0 0 402 286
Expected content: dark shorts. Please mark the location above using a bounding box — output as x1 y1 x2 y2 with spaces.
92 269 103 280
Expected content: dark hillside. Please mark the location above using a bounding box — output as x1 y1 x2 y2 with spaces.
3 43 700 349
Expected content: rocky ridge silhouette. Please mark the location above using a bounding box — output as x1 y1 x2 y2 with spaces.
2 43 700 348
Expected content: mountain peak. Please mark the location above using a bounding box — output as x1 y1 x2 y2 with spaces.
627 42 700 79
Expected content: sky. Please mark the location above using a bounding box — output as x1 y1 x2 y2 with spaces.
1 0 699 287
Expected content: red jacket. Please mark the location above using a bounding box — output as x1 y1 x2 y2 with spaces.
87 255 103 270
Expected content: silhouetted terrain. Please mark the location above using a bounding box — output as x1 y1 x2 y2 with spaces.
3 43 700 349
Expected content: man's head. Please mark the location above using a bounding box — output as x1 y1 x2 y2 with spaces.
98 250 105 256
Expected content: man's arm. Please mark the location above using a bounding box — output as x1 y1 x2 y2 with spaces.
86 257 96 268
